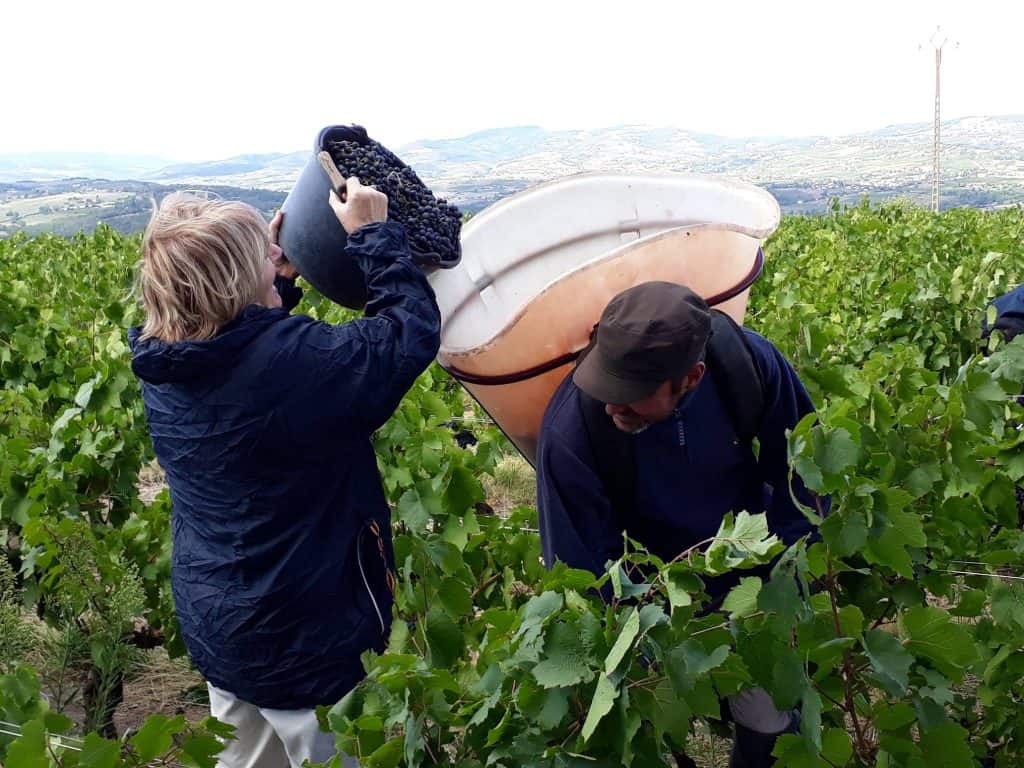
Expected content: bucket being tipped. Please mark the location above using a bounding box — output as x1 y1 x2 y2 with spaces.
278 124 462 309
428 173 781 463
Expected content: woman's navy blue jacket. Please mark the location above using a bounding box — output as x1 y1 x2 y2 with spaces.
128 222 439 709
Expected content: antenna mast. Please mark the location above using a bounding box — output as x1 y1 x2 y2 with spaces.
922 28 957 213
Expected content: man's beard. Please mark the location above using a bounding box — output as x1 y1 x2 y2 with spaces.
611 414 651 434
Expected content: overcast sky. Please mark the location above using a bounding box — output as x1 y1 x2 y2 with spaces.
3 0 1020 161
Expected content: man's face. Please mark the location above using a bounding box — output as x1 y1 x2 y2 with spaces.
604 363 704 434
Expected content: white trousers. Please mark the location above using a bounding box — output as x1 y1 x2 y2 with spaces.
208 683 360 768
728 687 793 734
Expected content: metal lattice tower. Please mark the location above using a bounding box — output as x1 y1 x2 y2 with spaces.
932 45 942 212
921 28 957 213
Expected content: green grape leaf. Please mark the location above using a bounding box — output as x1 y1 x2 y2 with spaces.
918 721 974 768
79 732 120 768
899 606 979 678
533 619 598 688
604 607 641 674
864 629 914 696
581 675 619 742
722 576 762 619
425 608 465 669
130 714 186 761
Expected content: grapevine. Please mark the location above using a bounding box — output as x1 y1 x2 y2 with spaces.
1 200 1023 767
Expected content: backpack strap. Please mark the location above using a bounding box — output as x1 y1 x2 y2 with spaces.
576 331 637 517
706 309 766 445
579 389 636 518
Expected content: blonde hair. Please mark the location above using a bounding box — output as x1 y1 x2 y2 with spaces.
137 192 270 343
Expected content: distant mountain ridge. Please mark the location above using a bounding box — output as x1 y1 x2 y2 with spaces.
400 116 1024 187
2 116 1022 227
143 152 308 185
0 152 173 182
400 116 1024 211
125 115 1024 208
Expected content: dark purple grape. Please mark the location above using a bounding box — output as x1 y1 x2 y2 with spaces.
326 138 461 262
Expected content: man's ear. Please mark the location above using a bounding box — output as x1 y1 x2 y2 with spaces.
685 361 706 391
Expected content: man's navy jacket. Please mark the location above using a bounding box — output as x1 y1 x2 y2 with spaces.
985 284 1024 407
537 328 819 598
985 284 1024 342
128 222 439 710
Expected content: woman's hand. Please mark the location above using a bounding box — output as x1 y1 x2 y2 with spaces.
269 211 300 280
329 177 388 235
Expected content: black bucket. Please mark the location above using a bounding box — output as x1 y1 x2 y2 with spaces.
278 125 461 309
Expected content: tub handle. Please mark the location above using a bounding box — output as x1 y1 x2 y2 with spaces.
317 151 348 202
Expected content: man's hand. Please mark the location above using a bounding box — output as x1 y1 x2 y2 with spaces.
329 177 388 235
269 210 300 280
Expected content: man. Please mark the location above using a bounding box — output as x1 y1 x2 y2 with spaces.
536 282 821 768
982 283 1024 525
983 283 1024 344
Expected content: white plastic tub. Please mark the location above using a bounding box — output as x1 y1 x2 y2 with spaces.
429 172 781 462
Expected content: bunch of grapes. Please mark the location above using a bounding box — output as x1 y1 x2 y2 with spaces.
326 137 462 265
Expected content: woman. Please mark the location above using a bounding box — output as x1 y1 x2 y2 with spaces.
129 179 440 767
